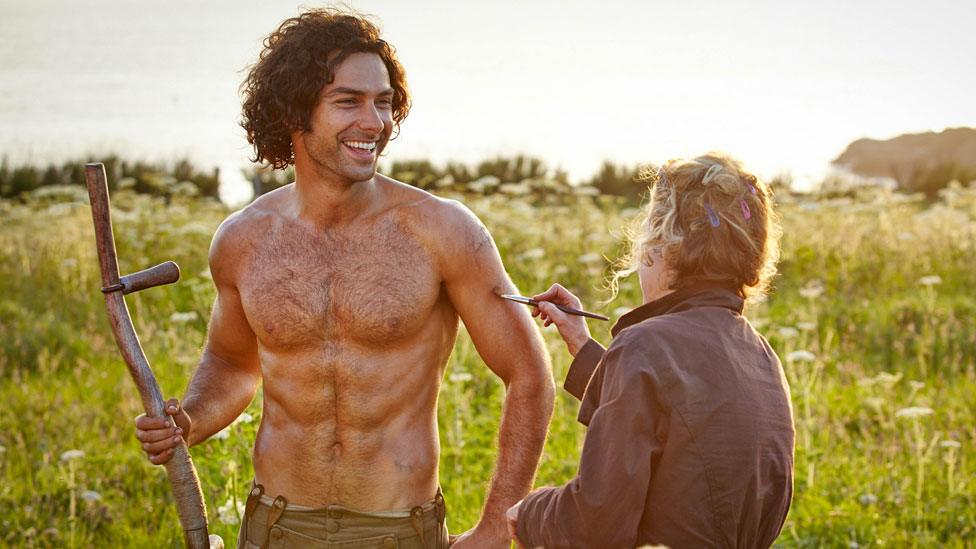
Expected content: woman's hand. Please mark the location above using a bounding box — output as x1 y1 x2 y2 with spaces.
532 283 592 356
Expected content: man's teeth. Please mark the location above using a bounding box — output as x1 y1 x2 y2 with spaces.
345 141 376 151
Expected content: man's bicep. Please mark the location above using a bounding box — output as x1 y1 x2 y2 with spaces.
440 208 548 382
204 222 260 371
204 285 259 370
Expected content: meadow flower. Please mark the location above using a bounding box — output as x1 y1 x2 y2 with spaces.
60 449 85 462
213 427 231 440
499 182 530 195
449 372 473 383
81 490 102 502
796 321 817 331
908 380 925 391
918 275 942 287
895 406 934 419
786 350 816 362
940 440 961 449
518 248 545 260
233 412 253 425
863 397 885 411
799 280 825 299
169 311 199 323
217 498 244 525
776 326 799 340
858 493 877 505
577 253 602 265
572 185 599 196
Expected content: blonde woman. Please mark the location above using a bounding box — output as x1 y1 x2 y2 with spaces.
507 153 795 548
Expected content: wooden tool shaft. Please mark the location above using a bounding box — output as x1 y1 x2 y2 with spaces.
85 163 210 548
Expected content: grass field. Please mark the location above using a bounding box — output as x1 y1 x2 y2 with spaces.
1 179 974 547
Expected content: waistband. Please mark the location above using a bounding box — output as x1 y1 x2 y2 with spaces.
242 482 447 548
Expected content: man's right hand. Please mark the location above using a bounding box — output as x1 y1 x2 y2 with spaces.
134 398 191 465
532 283 592 357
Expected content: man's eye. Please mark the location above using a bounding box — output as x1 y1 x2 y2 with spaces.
336 98 357 105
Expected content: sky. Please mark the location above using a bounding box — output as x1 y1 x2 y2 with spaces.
1 0 973 203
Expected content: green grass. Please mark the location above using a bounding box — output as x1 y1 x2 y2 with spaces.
1 181 974 547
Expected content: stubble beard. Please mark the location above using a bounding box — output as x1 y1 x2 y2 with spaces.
302 133 388 186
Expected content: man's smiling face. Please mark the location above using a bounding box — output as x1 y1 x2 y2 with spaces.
300 52 394 184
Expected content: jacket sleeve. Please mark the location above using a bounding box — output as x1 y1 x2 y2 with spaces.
516 336 663 549
563 338 606 401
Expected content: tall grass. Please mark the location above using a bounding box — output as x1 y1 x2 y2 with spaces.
0 180 974 547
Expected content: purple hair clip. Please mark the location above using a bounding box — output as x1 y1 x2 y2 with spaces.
740 198 752 220
704 204 721 227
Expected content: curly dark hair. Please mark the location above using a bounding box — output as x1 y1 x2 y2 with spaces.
240 8 411 169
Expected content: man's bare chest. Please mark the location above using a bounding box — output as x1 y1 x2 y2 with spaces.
238 221 442 350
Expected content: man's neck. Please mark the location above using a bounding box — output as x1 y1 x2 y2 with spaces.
291 164 378 228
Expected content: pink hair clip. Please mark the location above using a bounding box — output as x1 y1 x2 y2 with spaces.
740 198 751 220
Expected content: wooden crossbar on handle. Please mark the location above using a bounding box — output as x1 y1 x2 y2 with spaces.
85 163 217 549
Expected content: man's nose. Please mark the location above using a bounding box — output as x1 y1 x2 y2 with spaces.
357 102 386 133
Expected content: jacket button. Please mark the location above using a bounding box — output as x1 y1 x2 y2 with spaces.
325 519 340 533
270 527 283 540
383 536 396 548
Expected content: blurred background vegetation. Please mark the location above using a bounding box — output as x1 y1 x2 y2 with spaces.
1 154 975 547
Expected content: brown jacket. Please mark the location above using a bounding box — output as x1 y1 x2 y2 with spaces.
517 284 795 548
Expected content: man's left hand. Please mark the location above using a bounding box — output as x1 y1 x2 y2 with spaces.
450 523 511 549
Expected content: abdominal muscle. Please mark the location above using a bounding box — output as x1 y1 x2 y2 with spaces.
249 325 453 510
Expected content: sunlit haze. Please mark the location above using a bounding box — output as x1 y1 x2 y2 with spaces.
1 0 973 203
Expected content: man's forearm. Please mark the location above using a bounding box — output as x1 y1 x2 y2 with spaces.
479 372 555 536
181 351 261 446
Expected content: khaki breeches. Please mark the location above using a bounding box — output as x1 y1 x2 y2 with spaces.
237 484 450 549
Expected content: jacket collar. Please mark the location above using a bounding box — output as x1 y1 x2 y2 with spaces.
611 282 745 337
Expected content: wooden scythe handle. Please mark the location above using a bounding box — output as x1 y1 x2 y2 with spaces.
84 163 212 549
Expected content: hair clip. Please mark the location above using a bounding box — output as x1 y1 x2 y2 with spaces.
704 203 721 227
740 198 751 220
703 164 723 185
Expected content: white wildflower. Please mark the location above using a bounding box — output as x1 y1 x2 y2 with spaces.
60 449 85 462
213 427 231 440
81 490 101 502
786 350 816 363
859 493 877 506
776 326 799 340
518 248 545 260
918 275 942 287
217 498 244 525
449 372 473 383
796 321 817 331
169 311 199 323
613 307 631 318
499 182 530 195
573 185 600 196
908 381 925 391
577 253 602 265
799 280 825 300
233 413 253 425
895 406 934 419
940 440 961 449
863 397 885 410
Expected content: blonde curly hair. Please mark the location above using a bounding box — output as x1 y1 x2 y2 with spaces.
612 152 781 302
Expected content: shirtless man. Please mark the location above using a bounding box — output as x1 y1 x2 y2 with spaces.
134 9 554 548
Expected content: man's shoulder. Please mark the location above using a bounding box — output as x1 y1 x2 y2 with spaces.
208 186 287 266
376 174 482 237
